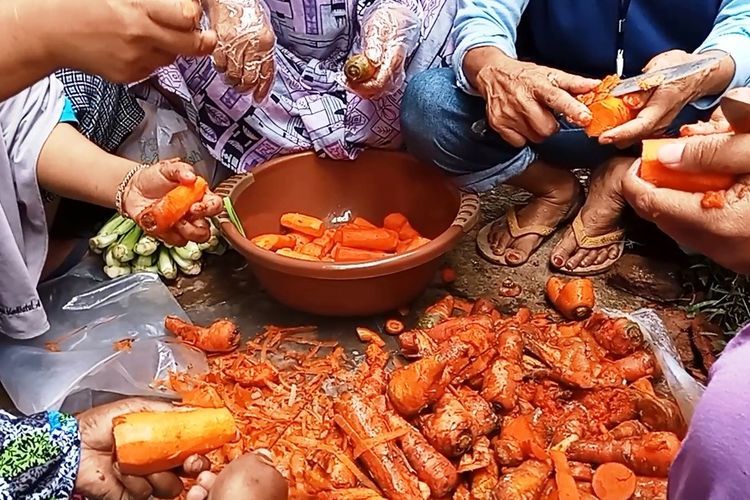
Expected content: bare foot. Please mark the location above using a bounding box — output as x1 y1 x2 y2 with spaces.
484 162 583 266
550 157 633 273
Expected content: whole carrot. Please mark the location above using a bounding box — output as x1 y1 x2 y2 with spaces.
138 176 208 234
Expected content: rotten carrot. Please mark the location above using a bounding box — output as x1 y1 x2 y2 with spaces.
592 463 637 500
640 138 736 192
113 408 237 475
334 227 399 252
546 276 596 320
280 212 325 237
251 234 297 251
138 176 208 234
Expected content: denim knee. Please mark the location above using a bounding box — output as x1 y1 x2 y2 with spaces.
401 68 530 189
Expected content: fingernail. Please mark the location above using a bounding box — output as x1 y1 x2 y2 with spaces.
657 143 685 166
600 136 613 145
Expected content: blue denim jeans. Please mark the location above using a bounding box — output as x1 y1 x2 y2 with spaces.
400 68 711 192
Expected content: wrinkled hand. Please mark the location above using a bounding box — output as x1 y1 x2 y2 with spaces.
122 159 223 246
51 0 216 82
622 88 750 272
473 55 599 147
204 0 276 101
75 398 210 500
600 50 730 146
348 2 419 99
185 451 288 500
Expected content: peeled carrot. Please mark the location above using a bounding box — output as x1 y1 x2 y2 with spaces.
332 246 391 263
550 450 580 500
276 248 319 261
251 234 296 251
280 213 325 237
584 96 635 137
299 242 325 259
334 227 399 252
592 463 636 500
383 213 421 240
288 232 313 249
640 138 736 192
546 276 595 320
113 408 237 475
312 229 336 255
138 176 208 234
352 217 377 228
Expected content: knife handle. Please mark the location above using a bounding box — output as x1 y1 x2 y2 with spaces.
720 92 750 134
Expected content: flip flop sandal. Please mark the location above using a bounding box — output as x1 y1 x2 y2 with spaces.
477 205 567 266
555 213 625 276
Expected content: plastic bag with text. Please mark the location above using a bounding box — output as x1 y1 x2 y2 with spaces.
0 261 207 415
117 99 221 186
604 307 705 424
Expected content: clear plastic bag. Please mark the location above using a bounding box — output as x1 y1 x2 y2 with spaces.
604 307 705 424
0 260 207 415
116 100 221 186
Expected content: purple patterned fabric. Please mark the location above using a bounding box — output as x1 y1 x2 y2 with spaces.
147 0 455 173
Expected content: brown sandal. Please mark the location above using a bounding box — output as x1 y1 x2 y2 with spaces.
554 213 625 276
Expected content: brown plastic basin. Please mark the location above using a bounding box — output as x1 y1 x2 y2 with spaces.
214 150 480 316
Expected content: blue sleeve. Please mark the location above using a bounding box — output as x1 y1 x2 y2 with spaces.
0 410 81 499
59 96 78 125
452 0 529 95
693 0 750 109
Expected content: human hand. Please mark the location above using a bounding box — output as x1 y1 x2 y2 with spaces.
600 50 733 146
471 52 600 147
122 159 223 246
347 2 419 99
204 0 276 101
75 398 210 500
185 450 288 500
47 0 216 83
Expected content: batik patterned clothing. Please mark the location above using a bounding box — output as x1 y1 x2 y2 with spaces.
147 0 456 173
0 411 80 499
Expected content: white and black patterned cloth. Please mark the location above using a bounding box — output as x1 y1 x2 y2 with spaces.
55 69 144 153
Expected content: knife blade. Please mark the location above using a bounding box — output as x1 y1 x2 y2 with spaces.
609 54 724 97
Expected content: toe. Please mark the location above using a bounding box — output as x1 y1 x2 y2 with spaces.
565 248 589 270
593 250 611 266
550 228 578 269
579 250 601 268
505 234 539 266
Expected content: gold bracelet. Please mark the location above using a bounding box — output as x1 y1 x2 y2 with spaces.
115 163 148 215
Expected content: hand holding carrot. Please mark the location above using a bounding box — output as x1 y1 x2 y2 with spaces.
622 87 750 273
74 398 210 500
121 159 223 247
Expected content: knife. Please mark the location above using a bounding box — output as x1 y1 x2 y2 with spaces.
609 53 723 97
471 53 724 137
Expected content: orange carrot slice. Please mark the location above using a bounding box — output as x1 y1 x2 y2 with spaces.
351 217 377 228
640 138 736 192
384 319 405 335
280 213 325 237
383 212 421 240
276 248 319 261
332 246 391 262
592 463 636 500
251 234 296 251
334 228 399 252
138 177 208 234
397 237 431 254
299 243 325 259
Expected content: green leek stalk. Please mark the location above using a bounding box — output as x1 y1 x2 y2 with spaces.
103 265 131 279
170 248 202 276
134 235 159 256
89 214 127 251
173 241 202 261
157 247 177 280
112 226 143 262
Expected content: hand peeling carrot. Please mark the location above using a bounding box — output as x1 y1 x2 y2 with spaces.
592 463 636 500
640 138 737 192
113 408 237 475
280 213 325 237
546 276 596 320
138 176 208 234
585 96 637 137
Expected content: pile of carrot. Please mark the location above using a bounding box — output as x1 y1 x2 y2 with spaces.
165 283 683 500
250 212 430 263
